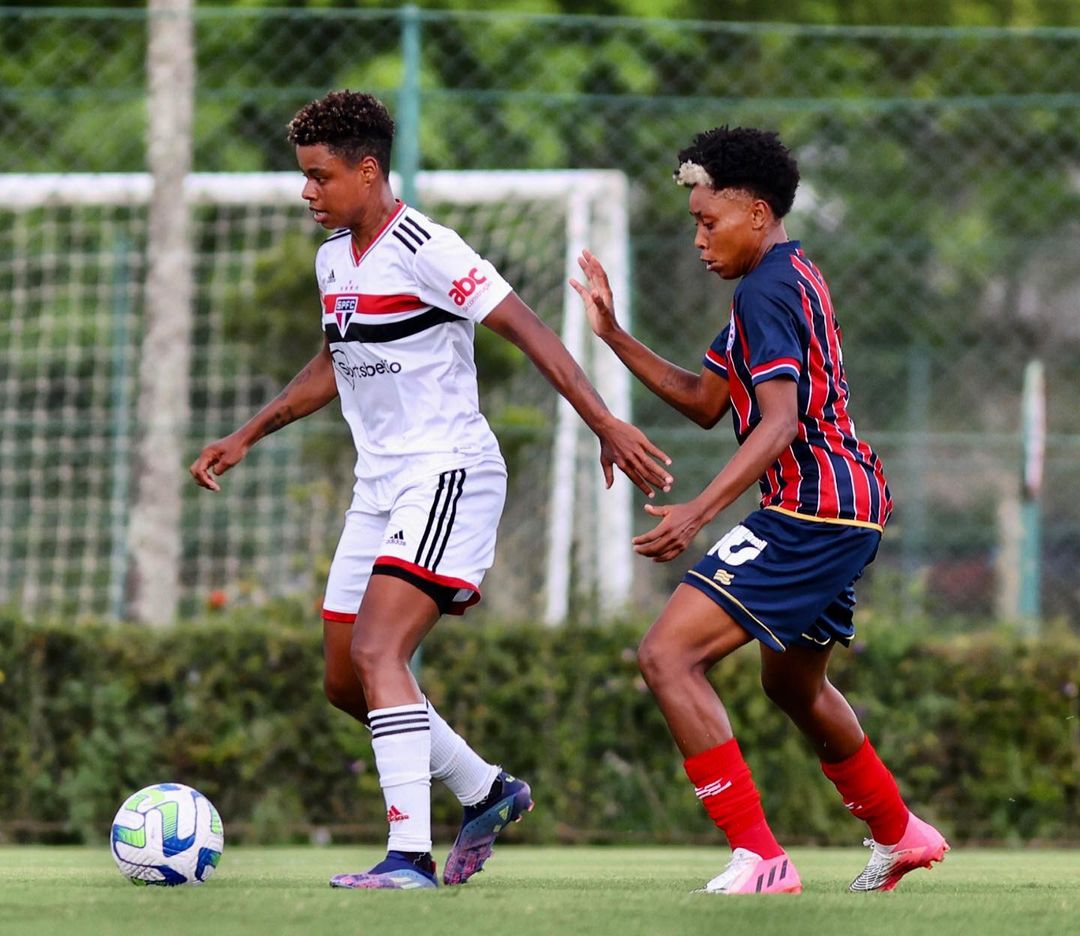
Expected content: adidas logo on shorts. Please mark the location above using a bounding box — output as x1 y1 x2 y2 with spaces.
386 529 406 546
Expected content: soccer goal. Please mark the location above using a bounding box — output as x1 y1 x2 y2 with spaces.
0 170 633 624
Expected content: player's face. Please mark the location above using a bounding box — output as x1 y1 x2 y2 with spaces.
688 186 767 280
296 144 377 230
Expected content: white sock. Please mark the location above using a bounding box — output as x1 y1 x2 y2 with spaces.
369 703 432 853
426 698 501 807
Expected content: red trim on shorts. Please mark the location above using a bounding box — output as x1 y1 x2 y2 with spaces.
444 591 481 615
373 556 482 614
373 556 477 592
321 608 357 623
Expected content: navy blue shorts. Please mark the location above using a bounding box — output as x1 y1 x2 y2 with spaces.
682 508 881 653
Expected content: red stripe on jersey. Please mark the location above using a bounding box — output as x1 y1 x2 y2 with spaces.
793 257 876 516
750 357 801 380
729 376 752 438
793 277 844 515
350 201 407 266
792 256 880 521
705 347 727 371
776 448 804 511
796 282 831 418
322 292 429 317
811 446 841 514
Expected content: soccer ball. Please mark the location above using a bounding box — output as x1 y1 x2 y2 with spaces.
110 782 224 886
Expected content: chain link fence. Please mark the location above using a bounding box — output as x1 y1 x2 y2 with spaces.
2 8 1078 627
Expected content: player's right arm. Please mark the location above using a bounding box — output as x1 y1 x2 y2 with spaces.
570 249 730 429
189 339 338 491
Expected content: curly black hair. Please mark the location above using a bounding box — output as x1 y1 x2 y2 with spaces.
675 126 800 219
287 90 395 175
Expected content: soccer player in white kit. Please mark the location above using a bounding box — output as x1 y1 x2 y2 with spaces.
189 90 673 890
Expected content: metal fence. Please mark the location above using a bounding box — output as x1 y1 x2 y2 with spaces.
2 7 1078 627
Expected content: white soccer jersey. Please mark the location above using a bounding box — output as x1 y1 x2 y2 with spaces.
315 202 513 491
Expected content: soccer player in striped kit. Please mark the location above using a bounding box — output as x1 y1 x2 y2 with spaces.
190 90 673 890
571 126 948 894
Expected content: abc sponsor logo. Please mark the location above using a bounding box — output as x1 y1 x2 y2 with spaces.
448 267 488 307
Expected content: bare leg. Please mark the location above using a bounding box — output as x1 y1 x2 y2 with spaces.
334 574 443 869
758 643 864 762
640 584 795 884
349 575 441 708
637 584 753 758
323 618 369 723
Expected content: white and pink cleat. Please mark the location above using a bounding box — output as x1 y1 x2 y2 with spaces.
849 812 949 892
698 848 802 895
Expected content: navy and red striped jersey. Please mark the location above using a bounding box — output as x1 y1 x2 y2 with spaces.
703 241 892 529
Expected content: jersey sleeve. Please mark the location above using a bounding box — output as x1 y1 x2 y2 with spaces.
412 227 513 323
734 280 805 385
703 324 730 378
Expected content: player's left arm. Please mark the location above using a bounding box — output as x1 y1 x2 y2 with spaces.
631 377 798 562
483 292 673 498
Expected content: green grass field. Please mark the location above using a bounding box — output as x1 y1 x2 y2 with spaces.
1 845 1077 936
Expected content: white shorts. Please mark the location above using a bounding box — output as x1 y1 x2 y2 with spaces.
322 459 507 622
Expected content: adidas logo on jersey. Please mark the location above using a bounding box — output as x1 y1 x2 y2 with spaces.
327 269 335 284
448 267 488 307
386 529 406 546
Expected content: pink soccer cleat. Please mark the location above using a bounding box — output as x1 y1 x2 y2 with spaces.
697 848 802 895
849 812 949 892
329 851 438 890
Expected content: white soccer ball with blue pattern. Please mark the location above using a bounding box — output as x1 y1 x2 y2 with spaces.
111 782 224 886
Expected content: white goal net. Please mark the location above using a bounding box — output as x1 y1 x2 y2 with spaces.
0 171 632 623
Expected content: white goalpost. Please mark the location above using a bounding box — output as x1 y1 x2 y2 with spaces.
0 170 633 623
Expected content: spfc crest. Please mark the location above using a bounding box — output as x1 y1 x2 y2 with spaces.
334 295 358 334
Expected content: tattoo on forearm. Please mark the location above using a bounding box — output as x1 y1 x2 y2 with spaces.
263 405 295 436
659 371 680 392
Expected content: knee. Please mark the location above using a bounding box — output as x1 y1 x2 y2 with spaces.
349 632 412 687
323 671 367 721
637 632 683 690
760 668 818 713
348 639 383 686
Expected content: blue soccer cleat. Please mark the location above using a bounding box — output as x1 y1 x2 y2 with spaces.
443 771 533 885
329 850 438 890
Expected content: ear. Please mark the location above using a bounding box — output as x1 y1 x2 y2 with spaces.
750 198 773 230
358 154 382 184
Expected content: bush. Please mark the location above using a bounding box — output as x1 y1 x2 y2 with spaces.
0 605 1077 845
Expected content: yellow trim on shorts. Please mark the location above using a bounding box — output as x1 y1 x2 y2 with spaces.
685 570 787 651
765 505 884 533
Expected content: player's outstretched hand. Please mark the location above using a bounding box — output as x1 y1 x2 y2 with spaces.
632 501 704 562
569 249 620 339
189 432 250 492
597 418 673 499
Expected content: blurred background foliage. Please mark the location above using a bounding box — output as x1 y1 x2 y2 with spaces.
1 607 1078 845
2 3 1079 625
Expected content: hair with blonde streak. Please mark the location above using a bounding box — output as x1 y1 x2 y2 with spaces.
673 125 800 218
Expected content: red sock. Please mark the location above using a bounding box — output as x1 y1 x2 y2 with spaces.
684 738 783 859
821 736 909 845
